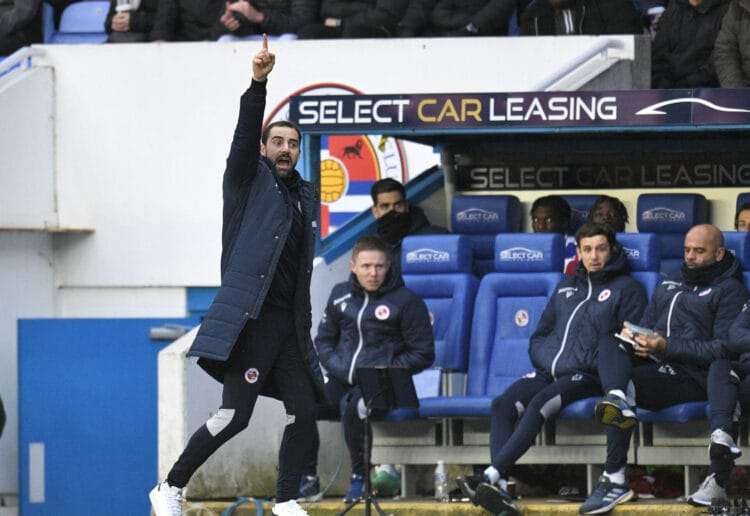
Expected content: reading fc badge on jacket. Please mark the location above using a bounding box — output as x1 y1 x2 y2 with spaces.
375 305 390 320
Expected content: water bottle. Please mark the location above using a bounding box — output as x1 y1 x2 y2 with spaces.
434 460 449 502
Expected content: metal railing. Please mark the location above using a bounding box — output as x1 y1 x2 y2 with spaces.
533 39 628 91
0 46 45 80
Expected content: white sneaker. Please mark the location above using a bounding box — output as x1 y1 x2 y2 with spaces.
687 473 727 507
272 499 309 515
149 481 184 516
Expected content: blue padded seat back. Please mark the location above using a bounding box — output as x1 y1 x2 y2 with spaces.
562 195 599 233
467 272 562 397
451 195 522 275
58 1 109 32
737 193 750 212
494 233 564 273
723 231 750 270
617 232 662 300
402 235 478 372
636 194 708 277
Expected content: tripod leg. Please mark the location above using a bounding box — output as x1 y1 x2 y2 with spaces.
367 494 386 516
338 497 362 515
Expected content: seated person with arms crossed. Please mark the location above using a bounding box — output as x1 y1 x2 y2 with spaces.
299 235 435 502
458 223 647 516
582 223 748 514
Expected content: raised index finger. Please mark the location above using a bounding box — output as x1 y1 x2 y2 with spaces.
262 33 268 51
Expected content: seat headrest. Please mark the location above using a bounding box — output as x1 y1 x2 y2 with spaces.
723 231 750 270
494 233 564 272
737 193 750 213
402 234 472 274
616 232 661 272
562 195 599 232
451 195 522 234
636 194 708 234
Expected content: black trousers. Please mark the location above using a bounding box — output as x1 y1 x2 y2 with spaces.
599 338 707 473
303 376 383 478
490 371 602 475
166 304 317 502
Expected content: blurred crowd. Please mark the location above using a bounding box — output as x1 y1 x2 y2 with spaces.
1 0 748 88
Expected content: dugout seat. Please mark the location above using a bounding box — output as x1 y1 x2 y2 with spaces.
451 195 522 277
418 233 563 418
737 193 750 214
383 235 478 421
50 1 109 44
562 194 599 233
636 193 709 277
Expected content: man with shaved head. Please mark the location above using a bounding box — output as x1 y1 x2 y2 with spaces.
580 224 749 514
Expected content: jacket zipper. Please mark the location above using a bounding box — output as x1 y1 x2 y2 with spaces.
348 292 369 384
666 291 682 338
551 275 592 379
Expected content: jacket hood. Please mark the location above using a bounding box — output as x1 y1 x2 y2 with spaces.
677 0 730 15
349 264 405 298
574 239 630 283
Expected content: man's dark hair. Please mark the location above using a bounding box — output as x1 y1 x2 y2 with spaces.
587 195 630 225
261 120 301 145
370 178 406 205
735 202 750 229
352 235 390 260
530 195 571 221
575 222 616 249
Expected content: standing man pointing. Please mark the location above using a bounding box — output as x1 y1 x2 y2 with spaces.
150 36 324 516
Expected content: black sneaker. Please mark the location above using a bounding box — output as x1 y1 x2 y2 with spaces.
475 482 520 516
456 474 484 505
595 393 637 429
579 475 634 514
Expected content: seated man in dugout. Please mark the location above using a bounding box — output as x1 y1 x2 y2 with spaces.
581 223 748 514
735 202 750 231
587 195 629 233
529 195 578 275
456 223 647 516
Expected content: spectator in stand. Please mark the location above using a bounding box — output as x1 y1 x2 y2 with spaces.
587 195 629 233
395 0 435 36
519 0 643 35
105 0 159 42
736 202 750 231
296 0 407 38
418 0 516 36
713 0 750 87
650 0 729 88
219 0 317 40
530 195 578 275
0 0 42 55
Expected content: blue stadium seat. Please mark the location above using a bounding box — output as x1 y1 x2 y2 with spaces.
559 232 661 420
737 193 750 213
50 1 109 44
451 195 522 277
636 193 709 277
418 233 563 418
638 400 709 423
384 235 478 421
562 194 599 233
723 231 750 291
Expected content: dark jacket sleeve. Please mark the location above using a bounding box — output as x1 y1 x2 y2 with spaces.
397 0 436 35
597 0 644 34
612 280 648 336
321 0 374 18
519 1 553 35
713 2 747 87
650 3 676 87
150 0 177 40
664 281 748 367
129 0 159 33
528 292 558 373
0 0 41 37
315 291 349 384
222 79 265 224
261 0 318 34
728 301 750 354
391 293 435 372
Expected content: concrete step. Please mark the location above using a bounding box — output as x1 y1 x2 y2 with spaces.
184 498 711 515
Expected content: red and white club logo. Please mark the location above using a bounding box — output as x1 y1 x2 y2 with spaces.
515 309 529 327
375 305 390 320
598 289 611 302
244 368 260 384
